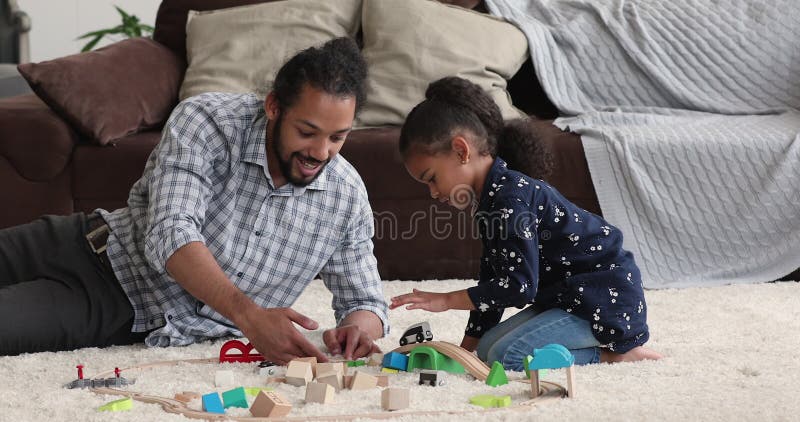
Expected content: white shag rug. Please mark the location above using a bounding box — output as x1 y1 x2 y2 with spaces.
1 279 799 422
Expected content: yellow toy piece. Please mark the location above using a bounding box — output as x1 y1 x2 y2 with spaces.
97 397 133 412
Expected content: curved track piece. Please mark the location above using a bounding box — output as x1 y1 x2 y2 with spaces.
391 341 491 380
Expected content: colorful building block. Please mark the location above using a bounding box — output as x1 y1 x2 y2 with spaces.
346 359 366 367
407 346 465 374
527 344 575 370
222 387 248 408
381 388 409 411
469 394 511 408
97 397 133 412
201 392 225 414
381 367 399 374
486 361 508 387
244 387 273 396
381 352 409 371
250 391 291 417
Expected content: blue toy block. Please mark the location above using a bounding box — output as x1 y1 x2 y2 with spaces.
222 387 248 408
527 344 575 370
202 392 225 414
381 352 409 371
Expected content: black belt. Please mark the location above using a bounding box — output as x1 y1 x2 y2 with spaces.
85 212 112 271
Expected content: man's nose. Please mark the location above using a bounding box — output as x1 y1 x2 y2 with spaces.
309 138 330 162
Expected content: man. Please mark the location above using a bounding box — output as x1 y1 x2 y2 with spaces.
0 37 388 363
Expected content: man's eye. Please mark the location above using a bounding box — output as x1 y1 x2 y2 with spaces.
299 131 314 138
331 135 346 142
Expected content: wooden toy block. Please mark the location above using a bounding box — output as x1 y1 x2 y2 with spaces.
222 387 248 408
305 381 335 404
316 371 344 392
215 370 235 388
368 352 384 366
530 369 540 398
343 374 354 389
349 371 378 390
486 361 508 387
97 397 133 412
317 362 345 376
250 390 291 418
381 388 409 411
202 392 225 414
174 391 201 403
376 374 389 387
381 367 399 374
285 360 313 387
293 357 318 377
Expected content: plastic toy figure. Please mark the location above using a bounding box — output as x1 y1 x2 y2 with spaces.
399 321 433 346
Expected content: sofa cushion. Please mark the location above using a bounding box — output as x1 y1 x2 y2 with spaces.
0 94 76 181
355 0 529 127
17 38 184 145
179 0 362 100
154 0 278 60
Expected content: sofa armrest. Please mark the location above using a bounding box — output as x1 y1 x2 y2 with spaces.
0 94 77 181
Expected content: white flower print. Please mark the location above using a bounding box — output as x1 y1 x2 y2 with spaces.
478 302 490 312
498 277 510 288
601 225 611 236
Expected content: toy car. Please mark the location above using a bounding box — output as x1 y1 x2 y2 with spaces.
257 360 277 376
399 321 433 346
419 369 446 387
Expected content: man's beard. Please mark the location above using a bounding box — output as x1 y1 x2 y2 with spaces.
270 114 329 187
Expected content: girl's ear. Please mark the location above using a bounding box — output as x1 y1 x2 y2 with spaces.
451 135 471 164
265 92 280 120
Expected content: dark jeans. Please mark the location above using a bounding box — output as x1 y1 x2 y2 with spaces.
0 213 145 355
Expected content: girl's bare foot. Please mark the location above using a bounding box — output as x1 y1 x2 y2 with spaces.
600 346 662 363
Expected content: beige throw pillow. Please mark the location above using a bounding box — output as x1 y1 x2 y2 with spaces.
180 0 362 100
356 0 529 127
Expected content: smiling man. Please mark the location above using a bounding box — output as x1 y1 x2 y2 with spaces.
0 38 388 363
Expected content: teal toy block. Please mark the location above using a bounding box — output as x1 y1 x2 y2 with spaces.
382 352 409 371
523 355 548 379
407 346 465 374
486 361 508 387
202 392 225 414
528 343 575 370
222 387 248 409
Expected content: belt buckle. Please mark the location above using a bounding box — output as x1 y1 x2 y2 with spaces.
86 223 109 254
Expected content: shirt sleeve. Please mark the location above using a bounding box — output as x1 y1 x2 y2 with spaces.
467 196 540 319
142 101 228 273
319 196 390 336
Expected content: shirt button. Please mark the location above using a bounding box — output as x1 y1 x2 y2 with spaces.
237 272 243 277
255 231 262 236
167 315 173 321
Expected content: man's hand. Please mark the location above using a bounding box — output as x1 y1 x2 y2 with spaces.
239 307 329 365
322 324 381 360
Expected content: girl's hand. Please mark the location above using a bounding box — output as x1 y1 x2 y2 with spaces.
390 289 451 312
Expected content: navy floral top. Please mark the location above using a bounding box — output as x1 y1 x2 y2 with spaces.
465 158 649 353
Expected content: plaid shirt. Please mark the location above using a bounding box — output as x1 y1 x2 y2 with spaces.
100 93 389 346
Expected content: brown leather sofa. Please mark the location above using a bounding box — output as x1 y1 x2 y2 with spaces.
0 0 600 280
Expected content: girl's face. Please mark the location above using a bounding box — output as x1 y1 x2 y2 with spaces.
404 146 476 210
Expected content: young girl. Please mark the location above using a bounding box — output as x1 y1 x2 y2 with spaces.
390 77 661 369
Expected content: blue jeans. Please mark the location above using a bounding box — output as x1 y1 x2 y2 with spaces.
476 307 601 370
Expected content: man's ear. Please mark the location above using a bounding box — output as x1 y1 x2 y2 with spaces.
451 135 471 163
265 92 280 120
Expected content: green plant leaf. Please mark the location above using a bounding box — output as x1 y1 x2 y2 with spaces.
81 34 104 52
114 5 131 20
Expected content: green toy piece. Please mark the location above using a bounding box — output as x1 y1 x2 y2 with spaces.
406 346 465 374
346 360 366 367
469 394 512 408
485 361 508 387
523 355 547 379
244 387 273 396
222 387 248 408
97 397 133 412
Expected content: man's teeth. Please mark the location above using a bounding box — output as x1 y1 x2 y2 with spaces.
300 158 319 169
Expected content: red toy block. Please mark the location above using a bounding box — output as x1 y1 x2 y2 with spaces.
219 340 264 363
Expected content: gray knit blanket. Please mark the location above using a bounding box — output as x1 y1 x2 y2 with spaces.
486 0 800 288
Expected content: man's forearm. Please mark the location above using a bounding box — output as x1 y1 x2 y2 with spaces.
340 310 384 339
165 241 258 329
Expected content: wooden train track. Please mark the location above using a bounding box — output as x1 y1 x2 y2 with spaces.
88 346 566 421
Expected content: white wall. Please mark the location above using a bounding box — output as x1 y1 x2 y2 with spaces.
18 0 161 62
